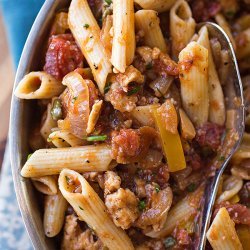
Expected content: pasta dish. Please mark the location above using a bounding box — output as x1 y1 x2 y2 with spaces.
14 0 250 249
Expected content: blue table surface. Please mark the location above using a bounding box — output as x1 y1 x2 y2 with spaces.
0 1 44 249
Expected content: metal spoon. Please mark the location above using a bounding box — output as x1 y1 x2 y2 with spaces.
195 22 245 249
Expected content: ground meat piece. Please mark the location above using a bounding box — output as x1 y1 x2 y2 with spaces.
136 239 165 250
105 82 138 112
116 65 144 92
136 186 173 231
135 178 147 198
134 46 179 77
104 171 121 195
191 0 221 22
214 202 250 225
44 34 83 80
172 228 192 247
195 122 224 151
61 215 103 250
239 182 250 207
111 127 158 164
105 188 139 229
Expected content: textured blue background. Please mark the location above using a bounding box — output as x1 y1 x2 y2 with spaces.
0 1 44 249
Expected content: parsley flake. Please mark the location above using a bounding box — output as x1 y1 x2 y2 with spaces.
105 0 112 5
155 185 160 193
79 206 84 210
84 23 90 29
27 153 33 160
187 183 196 192
218 155 225 161
85 135 107 142
65 176 70 184
127 85 141 96
104 82 112 94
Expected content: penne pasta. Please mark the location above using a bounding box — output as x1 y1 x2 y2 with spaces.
68 0 112 94
145 187 201 238
59 169 134 250
178 41 209 126
100 15 113 58
48 130 86 148
43 191 68 237
134 0 176 12
170 0 196 59
111 0 135 73
207 207 243 250
197 26 225 126
14 72 64 99
21 144 113 178
135 10 167 53
32 175 58 195
215 14 236 51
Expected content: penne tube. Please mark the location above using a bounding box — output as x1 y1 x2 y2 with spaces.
32 175 58 195
145 185 203 238
100 15 113 58
86 100 103 134
68 0 112 94
215 14 236 51
21 144 113 178
43 191 68 237
135 10 167 53
197 26 225 126
236 28 250 60
134 0 176 12
74 67 94 80
111 0 135 73
48 130 86 148
59 169 134 250
207 207 243 250
14 72 64 99
170 0 196 59
178 41 209 126
40 100 58 141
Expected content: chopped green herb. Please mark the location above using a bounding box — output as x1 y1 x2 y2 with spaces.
146 62 152 70
225 10 235 18
138 200 146 211
155 185 160 193
104 82 111 94
79 206 84 210
187 183 196 192
72 96 78 103
50 99 63 121
105 0 112 5
27 153 33 160
127 85 141 96
218 155 225 161
84 23 90 29
164 236 176 248
65 176 70 184
85 135 107 142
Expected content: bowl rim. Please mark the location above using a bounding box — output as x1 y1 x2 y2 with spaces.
9 0 62 249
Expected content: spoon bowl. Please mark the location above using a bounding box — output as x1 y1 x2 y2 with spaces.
195 22 245 250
